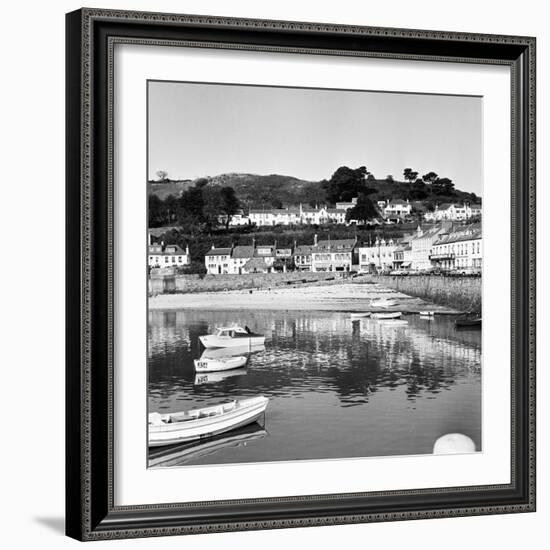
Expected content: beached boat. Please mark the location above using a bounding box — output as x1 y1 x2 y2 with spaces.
350 312 371 319
199 326 265 349
148 396 269 447
194 368 247 386
371 298 398 308
371 311 402 319
148 424 267 468
194 355 247 372
455 317 482 329
419 311 435 317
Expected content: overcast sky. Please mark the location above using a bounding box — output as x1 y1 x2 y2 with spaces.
148 80 482 196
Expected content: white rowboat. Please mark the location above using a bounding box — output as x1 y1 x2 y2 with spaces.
371 311 402 319
194 355 247 372
419 311 435 316
371 298 398 308
148 396 269 447
199 326 265 349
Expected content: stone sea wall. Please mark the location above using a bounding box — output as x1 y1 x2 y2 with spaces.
148 270 348 295
370 275 482 313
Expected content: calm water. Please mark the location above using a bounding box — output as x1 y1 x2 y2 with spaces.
148 310 481 467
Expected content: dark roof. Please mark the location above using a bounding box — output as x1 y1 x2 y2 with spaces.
433 224 482 245
205 247 231 257
387 199 408 206
232 245 255 259
293 245 313 255
149 244 186 255
315 238 356 251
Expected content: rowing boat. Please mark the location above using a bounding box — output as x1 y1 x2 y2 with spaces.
371 298 398 308
194 355 247 372
148 396 269 447
371 311 402 319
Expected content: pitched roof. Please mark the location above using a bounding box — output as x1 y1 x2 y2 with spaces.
315 238 356 251
232 245 255 259
387 199 408 206
205 247 231 257
433 223 482 245
293 245 313 255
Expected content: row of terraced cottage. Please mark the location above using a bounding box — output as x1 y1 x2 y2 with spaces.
202 222 482 275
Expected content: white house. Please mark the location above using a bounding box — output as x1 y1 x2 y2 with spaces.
410 225 449 271
424 202 482 222
148 243 190 268
358 238 397 273
335 197 358 210
431 224 482 270
204 246 232 274
311 236 357 272
378 199 412 221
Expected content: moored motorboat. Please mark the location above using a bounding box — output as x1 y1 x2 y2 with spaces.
194 355 247 372
149 396 269 447
419 311 435 317
199 326 265 349
455 317 481 329
371 311 402 319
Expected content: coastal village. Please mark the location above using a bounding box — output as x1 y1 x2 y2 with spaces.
148 198 482 277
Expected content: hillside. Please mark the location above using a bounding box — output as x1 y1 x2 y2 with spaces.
148 173 480 209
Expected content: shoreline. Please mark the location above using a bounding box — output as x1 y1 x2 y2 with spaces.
148 283 462 314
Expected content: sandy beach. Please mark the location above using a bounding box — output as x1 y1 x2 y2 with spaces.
149 282 461 313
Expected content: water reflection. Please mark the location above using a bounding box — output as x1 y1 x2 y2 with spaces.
148 310 481 465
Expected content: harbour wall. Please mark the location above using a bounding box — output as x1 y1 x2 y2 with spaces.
367 275 482 313
148 270 349 295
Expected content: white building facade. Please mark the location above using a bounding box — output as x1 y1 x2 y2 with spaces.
358 239 397 273
149 243 190 268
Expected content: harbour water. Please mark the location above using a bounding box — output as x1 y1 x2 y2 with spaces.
148 309 481 467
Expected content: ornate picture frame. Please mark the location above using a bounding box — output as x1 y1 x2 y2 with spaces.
66 8 536 541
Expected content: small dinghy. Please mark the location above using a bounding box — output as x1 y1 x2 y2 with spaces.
371 298 398 308
455 317 481 329
199 326 265 349
350 312 371 319
371 311 402 319
194 355 247 372
148 396 269 447
419 311 435 317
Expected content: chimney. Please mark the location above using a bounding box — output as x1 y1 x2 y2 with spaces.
211 244 214 249
314 234 318 246
186 244 190 255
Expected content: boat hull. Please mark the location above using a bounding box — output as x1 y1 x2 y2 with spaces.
199 335 265 349
194 356 247 372
148 396 269 447
371 312 402 319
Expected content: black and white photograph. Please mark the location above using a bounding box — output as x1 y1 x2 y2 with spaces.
147 81 483 467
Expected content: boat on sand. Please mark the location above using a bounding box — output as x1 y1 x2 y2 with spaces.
148 396 269 447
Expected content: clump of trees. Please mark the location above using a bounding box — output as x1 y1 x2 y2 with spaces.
148 181 240 234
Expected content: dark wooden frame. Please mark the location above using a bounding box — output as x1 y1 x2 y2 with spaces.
66 8 536 541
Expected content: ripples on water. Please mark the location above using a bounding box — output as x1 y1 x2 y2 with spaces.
148 310 481 466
